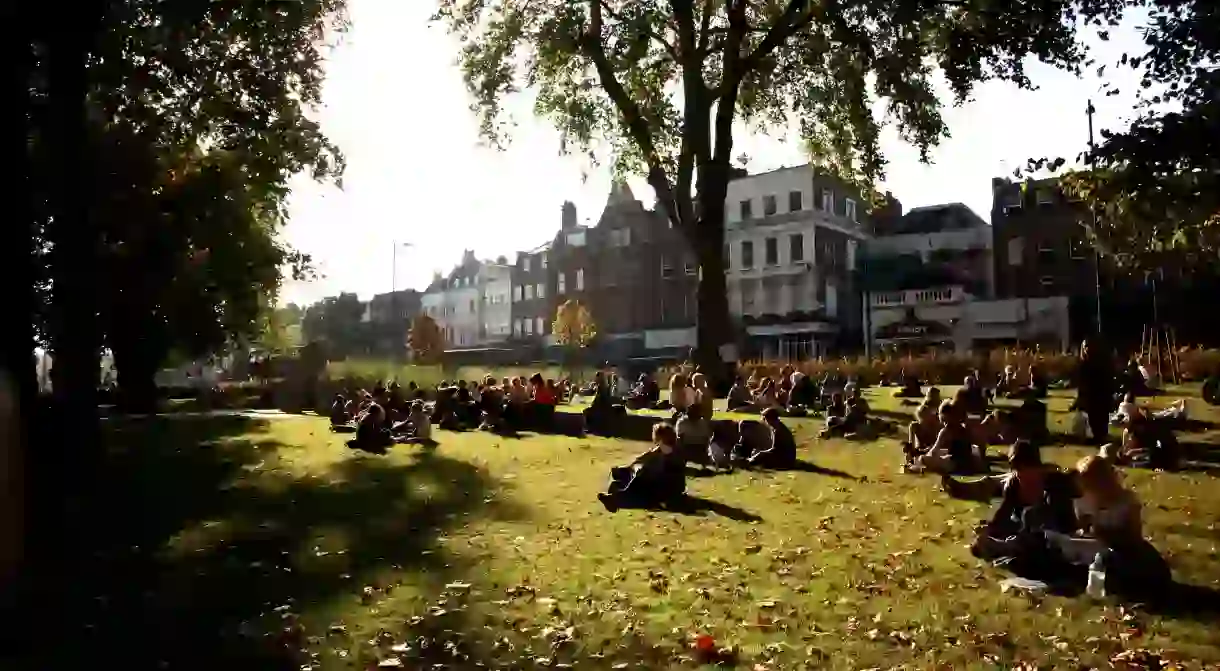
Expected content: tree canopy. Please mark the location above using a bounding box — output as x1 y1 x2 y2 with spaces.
436 0 1127 370
1051 0 1219 270
408 315 447 363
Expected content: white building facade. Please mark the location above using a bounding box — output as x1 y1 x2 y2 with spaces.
479 263 513 343
723 165 870 359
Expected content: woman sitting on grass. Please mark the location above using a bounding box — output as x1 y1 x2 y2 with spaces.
347 403 394 453
667 373 693 414
753 377 780 410
330 393 351 428
394 400 437 446
527 373 557 430
907 400 983 474
968 440 1078 564
1042 455 1170 596
902 402 941 466
676 403 713 464
726 377 753 412
820 388 870 438
598 423 687 512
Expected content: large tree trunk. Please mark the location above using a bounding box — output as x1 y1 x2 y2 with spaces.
690 172 734 389
111 333 164 415
46 2 106 495
1 14 39 607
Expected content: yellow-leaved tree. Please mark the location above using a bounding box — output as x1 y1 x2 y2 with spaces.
407 314 446 364
552 300 597 348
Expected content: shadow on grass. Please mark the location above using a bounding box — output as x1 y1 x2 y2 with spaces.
13 415 535 671
790 458 859 480
623 494 764 523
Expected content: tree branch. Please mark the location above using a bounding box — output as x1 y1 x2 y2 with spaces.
582 0 681 226
740 0 819 73
696 0 715 56
598 0 680 63
672 0 707 228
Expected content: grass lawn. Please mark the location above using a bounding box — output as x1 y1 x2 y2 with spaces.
32 388 1220 670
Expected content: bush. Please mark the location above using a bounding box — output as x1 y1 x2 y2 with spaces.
662 347 1220 386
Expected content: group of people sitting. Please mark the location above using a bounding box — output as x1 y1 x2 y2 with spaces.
597 407 797 512
330 374 574 450
948 440 1170 597
724 366 831 413
330 382 434 452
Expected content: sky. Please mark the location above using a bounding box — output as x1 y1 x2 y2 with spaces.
279 0 1151 307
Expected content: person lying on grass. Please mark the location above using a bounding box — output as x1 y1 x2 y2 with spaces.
598 422 687 512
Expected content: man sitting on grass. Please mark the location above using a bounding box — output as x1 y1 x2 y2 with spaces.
744 408 797 469
599 423 687 512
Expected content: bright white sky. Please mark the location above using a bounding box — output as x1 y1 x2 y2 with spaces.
280 0 1150 307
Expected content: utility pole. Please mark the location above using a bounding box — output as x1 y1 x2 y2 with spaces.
1086 100 1104 336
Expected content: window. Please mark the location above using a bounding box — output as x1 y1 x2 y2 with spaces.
610 228 631 247
789 234 804 263
724 244 731 269
566 230 586 247
535 317 544 335
469 299 475 313
846 240 857 271
1036 188 1055 206
765 237 778 265
820 189 835 212
541 252 549 268
525 318 534 335
525 284 534 300
558 273 567 294
661 256 674 278
514 286 522 301
576 268 585 291
788 190 803 212
536 283 545 299
523 257 531 272
1007 237 1024 266
1040 276 1055 287
1002 189 1024 211
763 195 777 216
739 199 753 220
685 257 697 275
741 241 754 269
845 199 858 223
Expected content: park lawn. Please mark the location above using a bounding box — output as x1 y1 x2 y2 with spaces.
57 388 1220 670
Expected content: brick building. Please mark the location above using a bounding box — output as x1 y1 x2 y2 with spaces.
990 177 1099 300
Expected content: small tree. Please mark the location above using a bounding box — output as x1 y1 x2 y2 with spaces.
553 300 597 348
553 300 597 378
408 314 446 364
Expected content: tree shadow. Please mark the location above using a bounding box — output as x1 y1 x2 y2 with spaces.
12 415 530 671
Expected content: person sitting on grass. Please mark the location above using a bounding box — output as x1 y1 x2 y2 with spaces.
676 403 713 465
747 407 798 469
625 373 660 410
1115 405 1181 470
958 374 988 416
583 371 625 435
666 373 692 414
527 373 557 430
347 403 394 453
894 368 923 398
330 393 351 428
598 423 687 512
908 400 983 474
968 440 1079 562
707 420 735 472
789 370 816 408
821 388 870 438
395 400 437 446
1042 455 1170 597
691 373 715 419
901 401 941 466
753 377 780 410
726 377 753 412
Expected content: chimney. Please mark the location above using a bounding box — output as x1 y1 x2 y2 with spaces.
461 249 476 265
561 201 578 230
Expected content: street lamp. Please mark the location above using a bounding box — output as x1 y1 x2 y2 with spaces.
392 242 414 358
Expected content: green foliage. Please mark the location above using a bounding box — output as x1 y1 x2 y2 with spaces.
1032 0 1219 270
301 293 370 359
28 0 348 393
435 0 1124 217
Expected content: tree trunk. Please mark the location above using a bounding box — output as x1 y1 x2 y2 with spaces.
690 179 734 389
47 2 106 487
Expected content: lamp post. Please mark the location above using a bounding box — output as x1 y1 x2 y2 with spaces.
1086 100 1104 335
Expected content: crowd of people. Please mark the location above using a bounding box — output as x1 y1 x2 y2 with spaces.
323 337 1188 600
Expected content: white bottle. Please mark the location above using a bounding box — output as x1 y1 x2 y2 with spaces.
1086 552 1107 599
